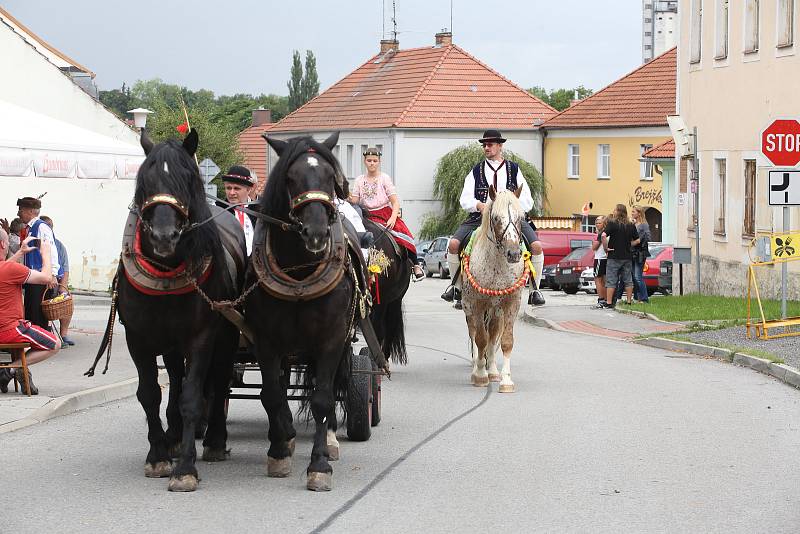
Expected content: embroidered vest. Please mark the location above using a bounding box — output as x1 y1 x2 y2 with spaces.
24 219 45 271
471 160 520 205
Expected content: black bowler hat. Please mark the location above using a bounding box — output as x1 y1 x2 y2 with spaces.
478 129 507 144
16 196 41 209
221 165 256 188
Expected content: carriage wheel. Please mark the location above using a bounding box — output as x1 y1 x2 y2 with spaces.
363 347 381 427
346 348 372 442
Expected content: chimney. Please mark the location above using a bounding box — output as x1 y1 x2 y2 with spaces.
569 90 582 107
380 39 399 54
435 29 452 46
252 107 272 127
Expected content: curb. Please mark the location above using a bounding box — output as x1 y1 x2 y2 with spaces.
522 307 634 341
0 370 168 434
635 337 800 391
612 306 684 327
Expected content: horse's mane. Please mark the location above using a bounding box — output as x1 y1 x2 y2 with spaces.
259 136 346 219
134 139 219 271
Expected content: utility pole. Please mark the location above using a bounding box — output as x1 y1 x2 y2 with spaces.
693 126 701 294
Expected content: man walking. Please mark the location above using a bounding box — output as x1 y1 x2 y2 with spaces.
0 231 61 395
16 197 59 328
441 130 546 309
40 216 74 346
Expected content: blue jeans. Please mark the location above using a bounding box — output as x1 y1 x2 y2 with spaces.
633 260 649 302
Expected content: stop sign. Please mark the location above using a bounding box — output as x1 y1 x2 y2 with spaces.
761 118 800 167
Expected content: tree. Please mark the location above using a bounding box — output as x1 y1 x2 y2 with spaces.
287 50 304 112
419 144 548 239
99 83 134 118
301 50 320 104
528 85 593 111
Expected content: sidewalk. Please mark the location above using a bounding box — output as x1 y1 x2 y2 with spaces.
524 290 682 339
0 295 162 432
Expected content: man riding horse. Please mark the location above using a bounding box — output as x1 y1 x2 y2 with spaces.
441 130 546 309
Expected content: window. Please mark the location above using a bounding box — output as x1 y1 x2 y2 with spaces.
690 0 703 63
714 158 727 235
597 144 611 178
715 0 729 59
346 145 354 178
640 144 654 180
778 0 795 47
360 144 368 175
567 144 580 178
745 0 760 53
743 160 756 236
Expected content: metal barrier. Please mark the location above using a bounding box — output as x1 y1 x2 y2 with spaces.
746 232 800 340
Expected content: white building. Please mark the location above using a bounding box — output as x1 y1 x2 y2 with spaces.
644 0 679 63
0 11 144 291
259 33 557 236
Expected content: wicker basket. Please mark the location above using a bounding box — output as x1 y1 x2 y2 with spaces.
41 291 74 321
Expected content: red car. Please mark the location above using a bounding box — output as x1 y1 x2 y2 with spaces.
642 244 673 295
554 247 594 294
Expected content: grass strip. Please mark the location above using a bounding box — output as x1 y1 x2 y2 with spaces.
621 294 800 322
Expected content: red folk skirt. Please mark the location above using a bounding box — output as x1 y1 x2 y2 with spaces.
366 206 416 255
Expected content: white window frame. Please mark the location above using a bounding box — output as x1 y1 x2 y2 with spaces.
714 157 727 236
777 0 795 49
690 0 704 63
715 0 729 59
744 0 760 54
640 144 654 180
567 144 580 178
597 144 611 180
346 144 354 179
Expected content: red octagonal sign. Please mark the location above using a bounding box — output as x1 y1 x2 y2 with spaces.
762 118 800 167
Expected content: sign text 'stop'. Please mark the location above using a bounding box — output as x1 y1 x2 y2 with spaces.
761 119 800 167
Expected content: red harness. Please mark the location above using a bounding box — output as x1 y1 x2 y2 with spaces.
123 221 212 296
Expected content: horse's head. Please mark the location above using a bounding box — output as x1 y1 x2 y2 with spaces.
134 129 201 260
485 185 525 264
262 132 345 254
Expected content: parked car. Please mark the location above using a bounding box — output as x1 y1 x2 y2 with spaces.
416 240 434 267
422 236 451 278
579 266 597 293
554 247 594 294
642 243 673 295
537 230 597 266
541 263 560 291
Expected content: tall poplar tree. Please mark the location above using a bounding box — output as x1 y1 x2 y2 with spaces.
287 50 304 111
301 50 320 103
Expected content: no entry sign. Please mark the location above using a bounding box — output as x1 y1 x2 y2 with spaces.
761 118 800 167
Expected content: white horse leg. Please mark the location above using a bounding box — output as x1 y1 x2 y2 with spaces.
470 334 489 387
487 338 500 382
499 320 516 393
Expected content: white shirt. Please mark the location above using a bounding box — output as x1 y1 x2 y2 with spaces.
335 199 366 233
233 206 254 255
593 234 607 260
459 159 534 213
28 217 60 277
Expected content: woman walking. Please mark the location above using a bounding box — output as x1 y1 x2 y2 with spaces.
631 205 651 303
349 147 425 281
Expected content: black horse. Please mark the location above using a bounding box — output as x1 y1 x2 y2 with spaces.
98 129 245 492
362 218 410 365
245 132 359 492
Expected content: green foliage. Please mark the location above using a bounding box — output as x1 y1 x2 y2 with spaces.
287 50 304 112
419 144 547 239
98 82 134 117
301 50 320 103
528 85 593 111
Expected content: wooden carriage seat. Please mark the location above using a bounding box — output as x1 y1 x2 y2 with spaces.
0 342 33 396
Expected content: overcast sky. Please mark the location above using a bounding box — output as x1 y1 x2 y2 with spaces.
4 0 644 96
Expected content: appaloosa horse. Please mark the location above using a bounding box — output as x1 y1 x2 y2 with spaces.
91 129 246 491
245 132 365 491
460 185 529 393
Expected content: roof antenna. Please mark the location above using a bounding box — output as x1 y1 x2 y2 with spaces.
392 0 397 41
382 0 385 39
450 0 453 35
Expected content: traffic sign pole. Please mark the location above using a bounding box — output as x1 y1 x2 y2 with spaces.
782 206 789 318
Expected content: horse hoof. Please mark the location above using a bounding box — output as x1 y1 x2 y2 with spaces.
307 472 333 492
267 456 292 478
488 373 501 382
471 375 489 387
168 474 199 492
498 383 516 393
201 447 228 462
144 461 172 478
328 445 340 462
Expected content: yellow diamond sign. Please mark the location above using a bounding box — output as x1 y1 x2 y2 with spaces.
771 233 800 260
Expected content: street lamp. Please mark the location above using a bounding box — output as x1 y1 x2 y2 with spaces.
127 108 153 130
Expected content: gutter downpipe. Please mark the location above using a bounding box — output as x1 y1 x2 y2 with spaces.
540 126 547 215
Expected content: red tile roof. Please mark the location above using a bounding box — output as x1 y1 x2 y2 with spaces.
543 48 676 130
237 122 275 197
270 45 556 132
642 138 675 159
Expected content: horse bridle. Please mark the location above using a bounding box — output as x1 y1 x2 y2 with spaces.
284 148 340 229
486 201 521 250
135 193 191 235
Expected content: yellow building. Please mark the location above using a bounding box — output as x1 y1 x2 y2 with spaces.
541 49 676 241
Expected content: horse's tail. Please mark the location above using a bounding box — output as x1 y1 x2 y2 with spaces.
382 298 407 365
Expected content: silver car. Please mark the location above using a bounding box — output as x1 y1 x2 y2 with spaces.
422 236 451 279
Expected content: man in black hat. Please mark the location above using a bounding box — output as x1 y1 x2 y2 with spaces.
16 197 60 328
220 165 257 255
440 130 546 308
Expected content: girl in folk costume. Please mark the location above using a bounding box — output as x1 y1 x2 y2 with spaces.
349 148 425 282
221 165 257 255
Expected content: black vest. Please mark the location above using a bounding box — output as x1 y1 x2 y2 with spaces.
472 160 520 205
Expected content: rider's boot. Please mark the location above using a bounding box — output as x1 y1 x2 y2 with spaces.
527 251 546 306
440 253 462 302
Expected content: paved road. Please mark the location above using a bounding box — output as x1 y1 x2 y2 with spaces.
3 279 800 533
